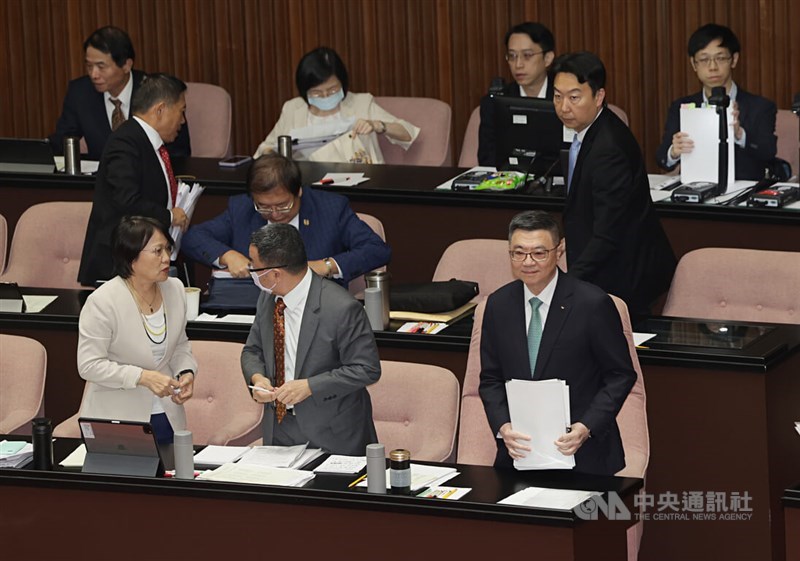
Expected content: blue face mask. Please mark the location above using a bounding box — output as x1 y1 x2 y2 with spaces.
307 89 344 112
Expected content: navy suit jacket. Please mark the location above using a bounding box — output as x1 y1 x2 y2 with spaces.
50 70 191 161
478 79 555 166
181 187 391 287
655 88 777 180
565 109 676 318
78 118 173 286
479 271 637 476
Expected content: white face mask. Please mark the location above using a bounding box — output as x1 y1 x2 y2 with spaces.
250 269 278 294
307 89 344 112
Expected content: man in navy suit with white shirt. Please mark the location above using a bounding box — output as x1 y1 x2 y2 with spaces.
49 26 190 160
181 153 391 287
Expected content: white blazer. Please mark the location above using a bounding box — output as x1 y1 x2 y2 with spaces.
253 92 420 159
77 276 198 429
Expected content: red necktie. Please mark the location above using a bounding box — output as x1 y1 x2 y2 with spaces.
273 298 287 423
157 145 178 206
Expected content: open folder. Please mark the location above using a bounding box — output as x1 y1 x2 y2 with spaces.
506 379 574 470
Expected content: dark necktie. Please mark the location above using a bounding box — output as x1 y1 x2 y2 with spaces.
273 298 287 423
527 297 543 377
110 98 125 131
157 145 179 206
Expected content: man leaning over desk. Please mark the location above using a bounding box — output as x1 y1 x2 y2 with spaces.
479 211 636 476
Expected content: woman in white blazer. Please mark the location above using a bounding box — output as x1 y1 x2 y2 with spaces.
254 47 419 161
77 216 197 444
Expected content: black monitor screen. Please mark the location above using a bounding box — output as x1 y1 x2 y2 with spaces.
492 96 568 176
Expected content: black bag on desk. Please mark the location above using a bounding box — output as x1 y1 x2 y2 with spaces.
389 279 479 313
202 277 261 313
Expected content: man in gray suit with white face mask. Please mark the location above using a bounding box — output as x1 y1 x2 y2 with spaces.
241 223 381 454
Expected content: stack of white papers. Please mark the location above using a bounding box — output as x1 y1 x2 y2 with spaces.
194 313 256 324
170 181 205 260
193 445 249 467
679 105 735 191
506 379 574 470
314 172 369 186
22 295 58 313
313 455 367 474
60 444 87 467
359 463 459 491
0 440 34 468
498 486 600 510
197 462 315 487
238 444 323 470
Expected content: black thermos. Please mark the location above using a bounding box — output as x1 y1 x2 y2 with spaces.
32 417 53 470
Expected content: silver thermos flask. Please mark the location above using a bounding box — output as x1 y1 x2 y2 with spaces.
173 430 194 479
64 136 81 175
278 135 293 159
364 271 390 330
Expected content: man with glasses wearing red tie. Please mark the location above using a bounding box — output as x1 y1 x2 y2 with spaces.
656 23 777 180
242 223 381 454
479 211 636 476
181 153 390 286
78 74 190 286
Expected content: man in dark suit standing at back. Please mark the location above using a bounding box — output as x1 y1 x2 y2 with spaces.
655 24 777 180
477 22 556 166
78 74 191 286
479 210 636 476
49 26 190 160
552 51 676 319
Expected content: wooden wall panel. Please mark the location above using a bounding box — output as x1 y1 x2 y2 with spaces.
1 0 798 172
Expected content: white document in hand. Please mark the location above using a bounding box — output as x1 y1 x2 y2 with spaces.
506 379 574 470
679 105 735 191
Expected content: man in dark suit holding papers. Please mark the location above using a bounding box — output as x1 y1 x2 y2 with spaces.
479 211 636 476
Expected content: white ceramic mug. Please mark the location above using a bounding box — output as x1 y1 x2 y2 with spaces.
185 287 200 321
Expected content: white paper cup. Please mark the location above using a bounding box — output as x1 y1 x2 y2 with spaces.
185 287 200 321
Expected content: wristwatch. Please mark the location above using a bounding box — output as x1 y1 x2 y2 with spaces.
324 258 333 278
376 120 387 134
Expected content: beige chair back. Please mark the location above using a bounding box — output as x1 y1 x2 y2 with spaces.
608 103 630 126
458 106 481 167
374 96 452 166
776 109 799 178
185 82 233 158
432 239 514 301
663 248 800 324
0 202 91 289
368 360 460 462
0 334 47 434
348 213 387 296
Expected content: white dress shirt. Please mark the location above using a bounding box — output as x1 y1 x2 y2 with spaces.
103 73 134 128
518 76 549 99
277 268 313 389
522 271 559 334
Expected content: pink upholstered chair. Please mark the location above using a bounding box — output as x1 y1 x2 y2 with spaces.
0 213 7 274
663 248 800 324
0 334 47 434
0 202 91 289
458 106 481 168
432 239 514 301
367 360 460 462
348 213 387 297
776 109 799 178
185 82 233 158
608 103 630 127
374 96 452 166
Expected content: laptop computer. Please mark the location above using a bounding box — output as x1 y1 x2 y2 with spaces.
78 417 171 477
0 138 56 174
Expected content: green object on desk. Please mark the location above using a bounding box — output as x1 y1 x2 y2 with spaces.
473 171 525 191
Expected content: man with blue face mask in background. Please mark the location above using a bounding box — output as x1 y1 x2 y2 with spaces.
241 223 381 455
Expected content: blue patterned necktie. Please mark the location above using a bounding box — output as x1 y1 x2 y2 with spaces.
527 297 543 377
567 133 581 193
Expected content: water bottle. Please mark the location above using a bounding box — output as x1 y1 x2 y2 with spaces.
32 417 53 470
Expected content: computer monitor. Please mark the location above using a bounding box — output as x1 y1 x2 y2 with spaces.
491 96 568 178
0 138 56 174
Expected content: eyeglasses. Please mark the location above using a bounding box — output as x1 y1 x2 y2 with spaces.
307 85 342 99
509 247 559 262
140 245 173 257
505 50 545 63
253 198 295 215
694 55 733 67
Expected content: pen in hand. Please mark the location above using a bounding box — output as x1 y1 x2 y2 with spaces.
248 385 275 393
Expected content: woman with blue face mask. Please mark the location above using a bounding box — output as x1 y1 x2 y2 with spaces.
254 47 419 162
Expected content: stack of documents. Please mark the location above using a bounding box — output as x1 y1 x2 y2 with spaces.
506 379 575 470
193 445 249 467
170 181 205 260
498 486 600 510
0 440 34 468
313 455 367 474
397 322 448 335
390 301 477 324
197 463 315 487
360 463 459 492
238 444 323 470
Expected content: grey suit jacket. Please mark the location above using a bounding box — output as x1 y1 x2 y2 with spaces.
241 272 381 455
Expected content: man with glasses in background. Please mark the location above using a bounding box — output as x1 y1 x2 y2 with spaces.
477 21 556 166
656 23 777 180
479 210 636 476
181 153 390 286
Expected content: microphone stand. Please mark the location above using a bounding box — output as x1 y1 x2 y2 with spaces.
709 86 730 194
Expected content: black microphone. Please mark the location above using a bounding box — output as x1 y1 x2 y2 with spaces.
709 86 730 194
489 77 505 97
709 86 730 108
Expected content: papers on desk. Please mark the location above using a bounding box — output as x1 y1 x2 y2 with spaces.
359 463 459 491
506 379 575 470
0 440 33 468
417 486 472 500
633 332 657 347
795 421 800 437
169 181 205 260
238 444 323 470
22 295 58 313
397 322 448 335
194 313 255 325
59 443 87 467
434 166 496 191
193 445 248 467
197 462 316 487
313 172 370 186
498 486 600 511
679 105 735 190
390 301 477 324
54 156 100 174
313 455 367 474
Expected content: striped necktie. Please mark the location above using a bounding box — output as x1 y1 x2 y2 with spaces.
110 98 125 131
